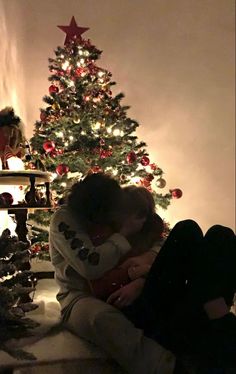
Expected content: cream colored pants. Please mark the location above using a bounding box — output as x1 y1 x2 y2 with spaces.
64 296 176 374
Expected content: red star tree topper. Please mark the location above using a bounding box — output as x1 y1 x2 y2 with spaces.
58 16 89 44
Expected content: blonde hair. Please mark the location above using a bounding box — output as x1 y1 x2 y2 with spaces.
122 185 156 218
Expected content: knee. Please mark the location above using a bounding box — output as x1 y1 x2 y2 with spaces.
206 225 235 239
205 225 236 255
172 219 203 239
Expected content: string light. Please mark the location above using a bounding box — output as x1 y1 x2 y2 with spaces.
93 122 102 130
62 60 70 70
56 131 64 138
113 129 121 136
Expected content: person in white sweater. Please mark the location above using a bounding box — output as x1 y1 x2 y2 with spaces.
49 173 176 374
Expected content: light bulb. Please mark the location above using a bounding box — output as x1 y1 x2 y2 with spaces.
62 60 70 70
107 127 112 134
113 129 120 136
56 131 64 138
69 136 74 141
94 122 101 130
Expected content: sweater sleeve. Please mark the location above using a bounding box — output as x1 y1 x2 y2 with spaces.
49 206 131 280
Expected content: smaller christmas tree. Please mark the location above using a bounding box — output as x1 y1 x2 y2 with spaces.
0 229 38 359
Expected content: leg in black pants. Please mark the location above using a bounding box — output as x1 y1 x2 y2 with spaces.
140 220 236 368
123 220 204 350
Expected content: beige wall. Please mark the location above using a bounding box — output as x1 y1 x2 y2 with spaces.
1 0 235 232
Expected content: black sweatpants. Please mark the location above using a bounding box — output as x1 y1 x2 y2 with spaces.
124 220 236 369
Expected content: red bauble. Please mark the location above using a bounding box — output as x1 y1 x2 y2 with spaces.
145 174 154 182
140 155 150 166
49 85 59 94
1 192 14 206
140 179 151 188
31 244 41 254
75 67 85 76
100 149 112 159
43 140 56 153
170 188 183 199
150 163 157 170
91 165 103 173
49 149 58 158
28 162 36 169
40 111 47 122
126 151 137 164
56 163 69 176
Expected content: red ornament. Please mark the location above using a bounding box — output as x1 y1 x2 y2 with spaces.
126 151 137 164
0 192 14 206
31 244 41 254
49 85 59 94
49 149 58 158
100 149 112 159
140 179 151 188
170 188 183 199
56 163 69 176
40 111 47 122
150 163 158 170
43 140 56 153
75 67 86 77
91 165 103 173
42 244 49 251
145 174 154 182
28 162 36 169
58 16 89 45
140 156 150 166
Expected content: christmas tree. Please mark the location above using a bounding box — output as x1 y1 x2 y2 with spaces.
29 17 182 232
0 229 38 359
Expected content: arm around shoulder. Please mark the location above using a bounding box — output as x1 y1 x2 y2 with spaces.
49 206 131 280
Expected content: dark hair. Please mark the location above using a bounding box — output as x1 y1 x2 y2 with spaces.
67 173 123 228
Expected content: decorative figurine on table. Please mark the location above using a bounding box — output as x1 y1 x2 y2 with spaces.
0 107 25 170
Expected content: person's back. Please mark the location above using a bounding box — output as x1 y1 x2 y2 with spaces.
49 173 176 374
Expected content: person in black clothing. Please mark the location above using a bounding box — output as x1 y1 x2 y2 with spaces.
120 220 236 370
